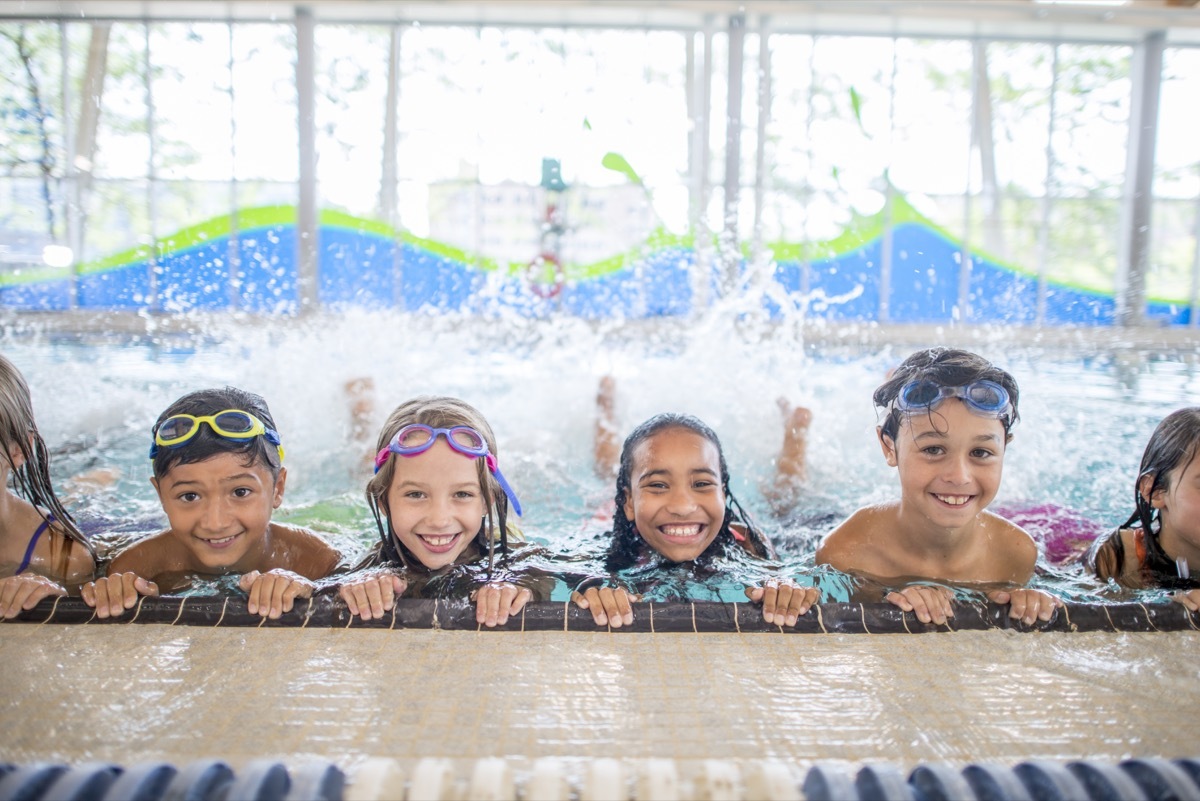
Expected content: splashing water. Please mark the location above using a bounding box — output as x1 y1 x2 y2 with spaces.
5 302 1198 603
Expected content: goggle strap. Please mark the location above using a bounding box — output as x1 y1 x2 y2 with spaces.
486 455 523 517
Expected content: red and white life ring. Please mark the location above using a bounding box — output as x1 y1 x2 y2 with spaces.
526 251 565 299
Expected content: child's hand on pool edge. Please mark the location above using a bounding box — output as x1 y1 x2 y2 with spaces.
1170 589 1200 613
987 588 1061 626
886 585 955 625
0 574 67 619
572 586 636 628
338 573 407 620
745 579 819 627
239 569 316 619
80 572 159 619
472 582 532 627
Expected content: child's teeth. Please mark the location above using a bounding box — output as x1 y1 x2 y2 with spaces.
936 495 969 506
662 525 700 537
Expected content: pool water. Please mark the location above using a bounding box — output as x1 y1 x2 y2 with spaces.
6 312 1198 606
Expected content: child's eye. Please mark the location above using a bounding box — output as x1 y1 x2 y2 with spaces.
971 448 996 459
920 446 945 456
693 480 716 490
403 490 426 500
177 492 200 503
454 490 477 500
232 487 254 498
645 481 669 491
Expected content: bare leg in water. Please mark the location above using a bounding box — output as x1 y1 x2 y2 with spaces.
763 397 812 516
346 377 377 475
594 375 619 479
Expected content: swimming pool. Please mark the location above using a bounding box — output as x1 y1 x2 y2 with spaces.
2 311 1199 799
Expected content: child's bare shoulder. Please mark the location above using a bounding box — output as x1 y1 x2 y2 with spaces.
107 531 180 577
981 511 1038 576
816 504 895 566
268 522 341 578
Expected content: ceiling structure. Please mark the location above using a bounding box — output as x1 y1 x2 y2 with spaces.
5 0 1200 42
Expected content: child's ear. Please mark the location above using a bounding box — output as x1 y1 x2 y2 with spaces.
5 440 26 471
877 427 898 467
622 495 636 528
1138 472 1164 509
149 475 161 496
272 467 287 509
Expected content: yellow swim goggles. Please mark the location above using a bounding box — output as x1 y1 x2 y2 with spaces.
149 409 285 461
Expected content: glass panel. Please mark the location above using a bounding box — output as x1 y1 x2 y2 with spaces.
315 24 389 219
892 38 973 226
1147 48 1200 318
399 26 687 265
149 22 233 182
0 21 67 271
982 42 1055 273
91 22 151 182
232 24 297 183
1043 44 1131 295
1050 44 1131 198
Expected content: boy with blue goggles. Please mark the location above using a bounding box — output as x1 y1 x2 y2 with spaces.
894 379 1012 420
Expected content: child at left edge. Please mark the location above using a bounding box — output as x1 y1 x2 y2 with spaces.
0 353 97 617
81 387 342 618
816 347 1060 626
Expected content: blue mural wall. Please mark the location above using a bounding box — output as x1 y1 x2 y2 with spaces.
1 217 1191 326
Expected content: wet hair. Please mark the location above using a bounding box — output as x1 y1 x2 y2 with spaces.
150 387 283 480
1093 407 1200 585
606 413 773 572
366 395 511 576
0 353 94 571
875 347 1020 441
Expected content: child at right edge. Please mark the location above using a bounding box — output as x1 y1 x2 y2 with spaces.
816 348 1061 625
1086 407 1200 609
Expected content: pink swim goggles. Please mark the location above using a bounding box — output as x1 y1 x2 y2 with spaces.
374 424 522 516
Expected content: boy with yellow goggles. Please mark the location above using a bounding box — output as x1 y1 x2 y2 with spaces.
149 409 284 462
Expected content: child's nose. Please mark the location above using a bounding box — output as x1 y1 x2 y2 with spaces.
199 498 232 531
665 488 698 515
942 454 972 484
425 495 455 526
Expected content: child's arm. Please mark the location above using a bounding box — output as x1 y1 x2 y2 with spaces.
744 578 820 626
983 519 1060 624
338 571 408 620
0 574 67 619
78 539 164 617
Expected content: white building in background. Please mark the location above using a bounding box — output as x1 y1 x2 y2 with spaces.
426 179 655 267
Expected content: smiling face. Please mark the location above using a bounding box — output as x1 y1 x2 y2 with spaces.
385 438 486 570
152 452 285 573
622 426 726 563
1151 448 1200 556
881 399 1008 535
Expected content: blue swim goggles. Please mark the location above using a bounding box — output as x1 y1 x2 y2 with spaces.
149 409 285 461
894 380 1012 419
374 424 523 517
